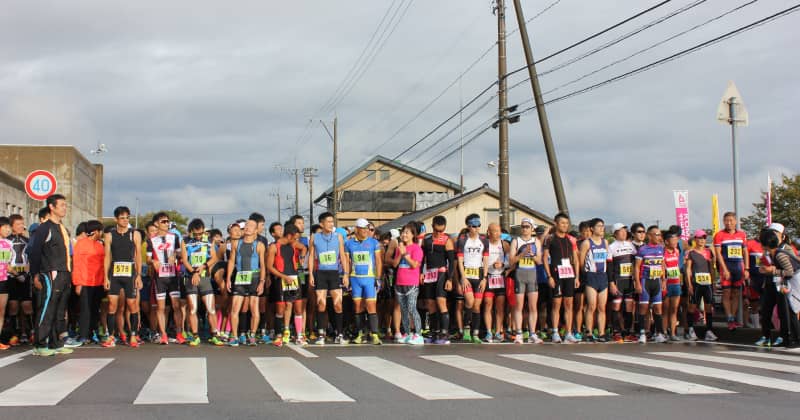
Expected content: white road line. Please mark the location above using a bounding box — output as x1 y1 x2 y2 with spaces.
0 358 112 406
339 356 490 400
502 354 733 395
251 357 353 402
285 343 318 358
134 358 207 405
580 353 800 392
421 355 615 397
0 350 33 369
716 350 800 363
650 352 800 374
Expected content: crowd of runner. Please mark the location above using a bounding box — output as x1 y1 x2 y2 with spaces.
0 194 798 355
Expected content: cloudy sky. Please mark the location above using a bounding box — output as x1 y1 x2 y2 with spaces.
2 0 798 229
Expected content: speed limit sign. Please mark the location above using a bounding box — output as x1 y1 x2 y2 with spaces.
25 170 58 201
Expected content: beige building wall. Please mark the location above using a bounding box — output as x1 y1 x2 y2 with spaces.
416 193 552 232
0 145 103 231
342 162 458 194
336 211 405 229
0 168 40 224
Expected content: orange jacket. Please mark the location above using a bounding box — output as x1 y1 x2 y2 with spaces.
72 237 105 287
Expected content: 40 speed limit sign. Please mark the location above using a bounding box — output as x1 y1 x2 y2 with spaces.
25 170 58 201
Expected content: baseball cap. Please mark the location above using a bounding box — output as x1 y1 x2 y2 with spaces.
355 218 369 229
467 216 481 228
389 228 400 240
768 223 785 235
612 223 627 233
693 229 708 238
520 217 535 228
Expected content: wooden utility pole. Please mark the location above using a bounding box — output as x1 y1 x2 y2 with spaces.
333 117 339 225
303 167 319 224
497 0 511 230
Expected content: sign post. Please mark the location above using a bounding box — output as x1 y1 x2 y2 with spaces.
24 170 58 201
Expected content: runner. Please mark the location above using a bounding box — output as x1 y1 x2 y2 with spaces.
0 217 12 350
508 218 543 344
542 212 580 344
226 219 267 346
100 207 143 348
146 212 184 345
685 229 717 342
578 218 610 343
28 194 74 356
182 218 224 346
758 228 800 348
5 214 33 346
630 223 647 251
534 225 550 341
713 211 749 330
143 222 160 343
608 223 637 342
308 212 349 345
343 218 383 345
421 215 454 345
456 214 489 344
574 221 591 341
267 223 308 347
393 223 424 345
662 230 683 341
483 223 508 343
748 236 769 344
286 215 309 342
634 225 667 343
69 220 104 348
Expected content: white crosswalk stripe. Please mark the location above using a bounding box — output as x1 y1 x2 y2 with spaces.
580 353 800 392
716 350 800 363
0 358 112 406
339 356 490 400
651 352 800 374
251 357 353 402
421 355 616 397
134 358 208 405
502 354 734 395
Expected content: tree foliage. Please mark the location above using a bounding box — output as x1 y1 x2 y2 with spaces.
741 174 800 239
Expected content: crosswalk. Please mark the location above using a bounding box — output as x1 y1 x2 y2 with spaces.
0 349 798 406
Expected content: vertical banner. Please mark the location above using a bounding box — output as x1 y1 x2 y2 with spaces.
673 190 690 241
766 174 773 226
711 194 720 235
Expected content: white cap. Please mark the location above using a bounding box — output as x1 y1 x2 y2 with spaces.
612 223 627 233
520 217 535 228
769 223 785 235
390 228 400 240
355 218 369 228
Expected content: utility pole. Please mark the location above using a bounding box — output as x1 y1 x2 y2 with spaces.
496 0 511 231
511 0 569 215
269 189 283 222
303 167 319 224
275 164 301 216
320 118 339 225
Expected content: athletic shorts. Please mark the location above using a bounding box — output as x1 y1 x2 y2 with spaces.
211 261 227 279
551 276 576 299
232 276 260 297
612 277 635 299
421 270 449 300
463 276 484 300
155 276 181 299
314 270 341 291
585 272 608 293
140 276 151 302
8 272 32 301
665 283 682 298
638 278 662 305
109 276 137 299
690 283 713 307
515 269 538 295
720 268 744 289
184 275 214 296
0 281 8 294
484 273 506 299
267 276 282 302
350 276 377 300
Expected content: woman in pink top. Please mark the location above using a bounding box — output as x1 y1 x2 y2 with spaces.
392 223 424 345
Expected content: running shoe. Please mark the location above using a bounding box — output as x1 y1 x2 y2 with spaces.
175 333 186 345
101 336 116 348
574 332 583 342
612 333 624 344
0 342 10 350
238 334 247 345
596 335 608 343
334 334 348 345
353 332 366 345
755 336 769 347
119 333 128 346
551 332 562 344
463 331 472 343
528 334 543 344
687 328 698 341
160 334 168 345
773 337 784 347
189 335 201 347
247 336 257 346
209 336 224 346
227 337 239 347
260 333 272 344
20 334 29 345
55 347 74 355
371 334 383 345
514 334 524 344
727 320 736 331
483 333 493 343
401 334 411 344
564 333 579 344
433 336 450 345
494 332 505 343
394 332 404 343
704 330 718 342
314 336 326 346
297 336 309 347
638 333 647 344
409 334 425 346
654 333 667 343
624 334 638 343
129 336 140 348
63 337 83 348
8 336 19 346
471 334 483 344
33 347 56 356
538 330 548 340
273 336 284 347
585 335 596 343
669 335 682 342
283 330 291 344
522 330 530 340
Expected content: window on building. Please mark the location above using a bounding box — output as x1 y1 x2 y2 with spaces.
380 169 390 181
366 170 377 181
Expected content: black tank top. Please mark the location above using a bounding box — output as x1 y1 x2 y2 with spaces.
423 233 449 269
110 228 135 263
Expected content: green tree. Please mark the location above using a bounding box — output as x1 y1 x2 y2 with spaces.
741 174 800 239
134 210 189 231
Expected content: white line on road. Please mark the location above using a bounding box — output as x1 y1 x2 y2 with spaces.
285 343 318 358
0 358 112 406
421 355 615 397
716 350 800 363
502 354 733 395
251 357 353 402
649 352 800 374
134 358 208 405
580 353 800 392
339 356 490 400
0 350 33 369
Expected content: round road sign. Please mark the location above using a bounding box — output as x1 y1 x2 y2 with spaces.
24 170 58 201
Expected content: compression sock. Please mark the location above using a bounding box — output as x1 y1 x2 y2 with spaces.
106 313 117 337
354 311 363 334
335 312 344 336
430 312 440 334
274 316 284 335
130 313 139 336
653 314 664 334
636 314 645 334
317 310 328 335
440 312 450 335
294 316 304 337
368 313 379 335
471 312 481 336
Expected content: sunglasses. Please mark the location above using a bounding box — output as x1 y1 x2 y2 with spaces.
159 220 170 224
635 230 645 234
521 225 532 229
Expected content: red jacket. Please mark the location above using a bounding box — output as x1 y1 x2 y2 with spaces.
73 237 105 287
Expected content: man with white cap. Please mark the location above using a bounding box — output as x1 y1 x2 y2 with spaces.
508 217 543 344
608 222 637 342
343 218 383 345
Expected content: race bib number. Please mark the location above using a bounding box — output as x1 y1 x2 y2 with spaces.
159 264 176 277
727 245 743 259
666 267 680 279
619 263 632 277
11 265 26 273
282 275 299 291
464 267 480 279
113 262 133 277
593 250 608 263
235 270 255 285
298 270 306 284
190 251 207 267
319 251 337 266
557 258 575 278
0 250 11 262
695 272 712 285
519 256 536 269
423 269 439 284
648 266 663 279
488 274 504 289
754 256 761 268
352 251 371 266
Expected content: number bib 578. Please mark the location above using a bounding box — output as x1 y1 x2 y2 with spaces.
113 262 133 277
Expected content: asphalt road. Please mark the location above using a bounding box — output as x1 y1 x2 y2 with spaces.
0 339 798 420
